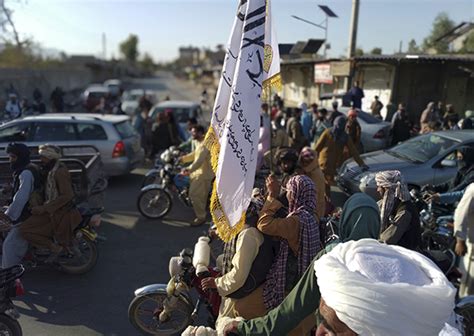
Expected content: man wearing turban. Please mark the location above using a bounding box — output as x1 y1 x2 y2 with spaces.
224 240 461 336
375 170 421 250
19 144 82 262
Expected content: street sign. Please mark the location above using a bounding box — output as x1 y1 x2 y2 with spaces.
330 61 351 76
315 63 333 84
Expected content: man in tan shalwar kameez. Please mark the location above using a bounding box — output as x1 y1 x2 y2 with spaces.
20 144 82 262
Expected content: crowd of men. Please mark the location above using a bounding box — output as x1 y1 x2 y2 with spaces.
1 88 64 120
166 91 474 335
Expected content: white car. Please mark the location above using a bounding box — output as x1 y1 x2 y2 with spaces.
104 79 122 97
121 89 157 116
338 107 391 153
0 114 145 176
149 101 203 140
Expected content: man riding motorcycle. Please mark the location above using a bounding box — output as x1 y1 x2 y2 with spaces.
2 143 43 268
19 144 82 263
179 125 214 226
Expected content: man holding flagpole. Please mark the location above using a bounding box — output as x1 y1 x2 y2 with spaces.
204 0 281 243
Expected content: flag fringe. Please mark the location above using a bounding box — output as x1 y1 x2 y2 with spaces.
263 73 282 91
203 126 220 173
262 73 282 100
204 126 246 242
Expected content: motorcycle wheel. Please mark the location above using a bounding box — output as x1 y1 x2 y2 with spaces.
137 188 172 219
0 314 22 336
456 301 474 336
128 293 192 336
60 236 98 275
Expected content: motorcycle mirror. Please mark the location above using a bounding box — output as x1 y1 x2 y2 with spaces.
180 248 193 258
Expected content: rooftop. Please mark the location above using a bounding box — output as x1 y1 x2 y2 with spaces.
354 54 474 62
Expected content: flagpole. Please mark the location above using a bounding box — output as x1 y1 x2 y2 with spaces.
268 86 274 173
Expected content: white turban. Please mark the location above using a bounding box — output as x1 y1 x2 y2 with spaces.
38 144 62 160
314 239 456 336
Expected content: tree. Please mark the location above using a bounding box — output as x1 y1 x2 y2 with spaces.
422 12 455 53
459 31 474 53
370 47 382 55
407 39 420 53
0 0 28 49
355 48 364 57
119 34 139 62
140 52 155 72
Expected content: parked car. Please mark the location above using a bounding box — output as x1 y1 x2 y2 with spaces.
121 89 157 116
337 130 474 199
103 79 122 97
338 107 391 153
82 85 110 111
0 114 144 176
148 100 202 139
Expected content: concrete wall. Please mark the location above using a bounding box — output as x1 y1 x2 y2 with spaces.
281 63 319 107
0 67 97 101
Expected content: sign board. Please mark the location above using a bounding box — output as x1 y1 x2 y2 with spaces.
314 63 333 84
330 61 351 76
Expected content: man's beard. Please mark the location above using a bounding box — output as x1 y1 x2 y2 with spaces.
41 160 57 172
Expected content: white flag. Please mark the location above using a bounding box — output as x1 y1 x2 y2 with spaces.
204 0 281 242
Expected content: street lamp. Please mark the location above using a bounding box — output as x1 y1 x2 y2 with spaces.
291 4 338 57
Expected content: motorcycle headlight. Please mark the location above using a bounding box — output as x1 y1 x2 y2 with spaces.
160 150 172 163
169 257 182 277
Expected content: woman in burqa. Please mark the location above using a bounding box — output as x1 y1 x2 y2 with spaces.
224 193 381 336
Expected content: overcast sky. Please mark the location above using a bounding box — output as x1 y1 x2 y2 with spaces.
10 0 474 62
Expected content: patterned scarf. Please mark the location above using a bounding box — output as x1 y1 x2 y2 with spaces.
222 237 237 275
263 175 321 310
45 161 61 203
375 170 411 232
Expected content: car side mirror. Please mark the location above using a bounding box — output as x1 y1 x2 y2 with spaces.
440 159 457 168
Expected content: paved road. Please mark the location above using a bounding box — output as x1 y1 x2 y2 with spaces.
14 74 347 336
15 75 207 336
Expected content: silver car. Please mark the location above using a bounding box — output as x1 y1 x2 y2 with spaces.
0 114 145 176
149 100 203 140
337 130 474 199
338 107 391 153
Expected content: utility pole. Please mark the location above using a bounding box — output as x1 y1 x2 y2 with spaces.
347 0 360 58
345 0 360 90
102 33 107 60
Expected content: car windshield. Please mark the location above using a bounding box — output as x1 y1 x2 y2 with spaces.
387 134 460 163
114 120 136 138
123 92 143 101
153 107 195 123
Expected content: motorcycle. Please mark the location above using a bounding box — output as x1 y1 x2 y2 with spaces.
0 206 103 275
137 148 193 219
141 147 184 188
128 235 221 335
410 188 456 251
0 265 25 336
